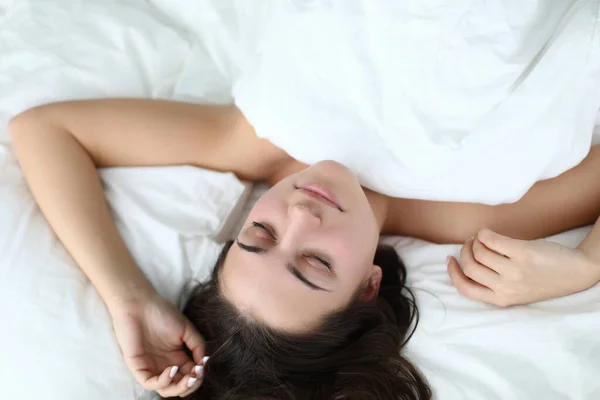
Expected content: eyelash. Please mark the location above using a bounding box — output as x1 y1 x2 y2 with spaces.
252 221 276 238
251 221 332 270
305 253 332 270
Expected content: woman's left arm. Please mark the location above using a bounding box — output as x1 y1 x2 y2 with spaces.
385 145 600 244
445 146 600 306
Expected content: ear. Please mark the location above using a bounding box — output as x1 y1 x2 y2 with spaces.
359 265 382 302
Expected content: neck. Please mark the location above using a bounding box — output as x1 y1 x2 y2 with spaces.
364 188 389 232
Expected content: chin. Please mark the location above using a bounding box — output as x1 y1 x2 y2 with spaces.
312 160 355 178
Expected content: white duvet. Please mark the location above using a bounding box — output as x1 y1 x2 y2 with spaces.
1 1 599 400
234 0 600 204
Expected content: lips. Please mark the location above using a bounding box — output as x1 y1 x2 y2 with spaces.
298 183 343 211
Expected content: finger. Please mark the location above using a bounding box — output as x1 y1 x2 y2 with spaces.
477 228 523 257
182 318 206 364
143 365 179 391
179 366 205 397
179 359 196 377
447 256 495 304
126 355 156 385
127 354 154 372
471 237 509 273
157 374 203 398
459 239 499 287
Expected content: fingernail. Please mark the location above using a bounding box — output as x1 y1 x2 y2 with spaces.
194 365 204 378
202 356 210 364
446 256 451 264
169 366 179 378
187 377 198 388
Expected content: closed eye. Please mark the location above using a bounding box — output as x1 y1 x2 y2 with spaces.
235 239 330 292
305 253 332 271
252 221 276 239
250 221 334 271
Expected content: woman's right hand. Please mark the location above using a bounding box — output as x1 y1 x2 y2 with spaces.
110 292 206 398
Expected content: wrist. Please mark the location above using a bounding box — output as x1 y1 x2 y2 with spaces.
103 280 159 316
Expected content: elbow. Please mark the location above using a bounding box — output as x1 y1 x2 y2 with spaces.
8 106 52 141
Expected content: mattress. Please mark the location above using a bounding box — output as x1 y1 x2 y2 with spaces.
0 1 599 399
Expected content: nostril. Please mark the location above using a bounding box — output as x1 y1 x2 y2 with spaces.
290 202 321 220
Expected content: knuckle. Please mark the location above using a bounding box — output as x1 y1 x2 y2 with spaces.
477 228 493 244
472 244 485 263
462 265 476 279
459 244 469 259
520 248 538 264
497 282 519 298
506 268 524 282
457 284 470 297
456 282 475 298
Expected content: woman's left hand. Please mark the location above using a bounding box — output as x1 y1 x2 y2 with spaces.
447 229 600 307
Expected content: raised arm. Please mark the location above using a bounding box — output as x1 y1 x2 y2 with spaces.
7 99 290 396
8 99 282 309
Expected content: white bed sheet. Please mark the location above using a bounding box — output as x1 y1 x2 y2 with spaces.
1 1 599 400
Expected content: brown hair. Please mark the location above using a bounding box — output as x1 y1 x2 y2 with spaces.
180 240 431 399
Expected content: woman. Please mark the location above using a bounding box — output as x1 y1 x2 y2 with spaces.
8 99 600 399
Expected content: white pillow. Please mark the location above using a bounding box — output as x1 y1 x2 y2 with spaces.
0 147 250 399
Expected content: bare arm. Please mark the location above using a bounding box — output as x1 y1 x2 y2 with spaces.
385 145 600 244
445 148 600 306
578 216 600 267
8 98 287 310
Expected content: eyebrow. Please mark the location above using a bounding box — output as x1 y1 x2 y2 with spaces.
236 240 330 292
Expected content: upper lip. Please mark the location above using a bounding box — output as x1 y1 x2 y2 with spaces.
296 186 343 211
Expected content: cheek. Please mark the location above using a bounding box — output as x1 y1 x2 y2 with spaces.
342 210 380 250
326 228 377 274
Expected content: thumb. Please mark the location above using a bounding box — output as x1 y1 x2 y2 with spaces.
182 318 206 364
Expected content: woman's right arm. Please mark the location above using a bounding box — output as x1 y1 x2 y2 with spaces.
9 100 264 309
8 98 281 311
8 99 294 395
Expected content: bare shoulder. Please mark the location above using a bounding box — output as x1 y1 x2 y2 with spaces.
228 110 301 182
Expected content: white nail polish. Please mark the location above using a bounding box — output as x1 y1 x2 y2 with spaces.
187 377 197 388
195 365 204 378
445 256 451 264
203 356 210 364
169 366 179 378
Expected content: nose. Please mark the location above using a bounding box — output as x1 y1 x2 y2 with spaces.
289 201 322 222
279 203 321 249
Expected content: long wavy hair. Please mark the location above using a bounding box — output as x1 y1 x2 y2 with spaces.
179 240 431 400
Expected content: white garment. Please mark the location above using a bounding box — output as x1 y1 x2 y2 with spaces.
234 0 600 204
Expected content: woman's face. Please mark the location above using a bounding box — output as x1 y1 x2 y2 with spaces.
220 161 382 332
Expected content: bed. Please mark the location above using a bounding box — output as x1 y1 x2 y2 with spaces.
1 1 599 399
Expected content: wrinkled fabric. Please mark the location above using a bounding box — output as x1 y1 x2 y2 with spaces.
234 0 600 204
